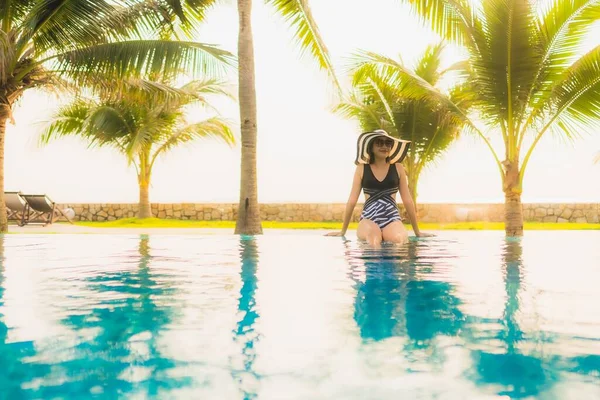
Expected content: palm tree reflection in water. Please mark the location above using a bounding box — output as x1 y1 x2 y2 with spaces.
346 239 465 369
231 235 261 400
344 237 580 397
52 235 185 397
0 237 52 397
468 238 552 398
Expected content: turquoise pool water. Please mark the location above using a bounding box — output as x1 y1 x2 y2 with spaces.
0 232 599 399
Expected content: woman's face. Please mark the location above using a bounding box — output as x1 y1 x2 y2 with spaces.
372 137 394 158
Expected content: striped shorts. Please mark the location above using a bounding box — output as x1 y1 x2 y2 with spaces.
360 188 401 229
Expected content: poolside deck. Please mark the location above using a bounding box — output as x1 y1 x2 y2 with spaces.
8 224 233 235
6 224 335 235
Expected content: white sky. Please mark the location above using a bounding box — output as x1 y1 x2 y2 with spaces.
5 0 600 204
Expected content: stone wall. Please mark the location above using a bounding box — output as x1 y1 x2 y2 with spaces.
59 202 600 223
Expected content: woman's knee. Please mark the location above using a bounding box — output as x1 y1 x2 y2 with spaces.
358 220 382 243
382 221 408 243
387 232 408 244
368 234 383 246
363 229 383 246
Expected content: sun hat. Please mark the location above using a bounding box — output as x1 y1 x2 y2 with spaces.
355 129 411 165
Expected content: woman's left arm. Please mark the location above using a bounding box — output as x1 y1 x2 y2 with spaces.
396 164 428 237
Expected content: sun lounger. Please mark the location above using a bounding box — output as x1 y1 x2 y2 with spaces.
21 194 74 225
5 192 29 226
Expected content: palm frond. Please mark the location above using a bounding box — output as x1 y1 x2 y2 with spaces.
90 0 181 43
334 92 393 133
476 0 541 131
520 45 600 183
266 0 340 91
538 0 600 71
122 104 179 157
414 43 445 85
163 0 219 27
41 99 134 154
2 1 37 30
72 76 201 103
525 0 600 124
66 75 226 113
102 0 172 39
16 0 121 54
39 99 92 144
439 59 470 76
178 78 234 98
349 51 470 121
164 0 186 25
404 0 486 52
127 122 160 159
414 115 462 177
86 105 133 144
174 78 235 109
150 116 234 166
547 44 600 135
46 40 234 83
362 78 396 127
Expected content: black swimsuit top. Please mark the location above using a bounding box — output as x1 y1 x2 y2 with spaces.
361 164 399 195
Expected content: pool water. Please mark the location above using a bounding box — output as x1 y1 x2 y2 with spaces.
0 231 599 399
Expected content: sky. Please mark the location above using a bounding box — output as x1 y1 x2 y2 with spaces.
5 0 600 204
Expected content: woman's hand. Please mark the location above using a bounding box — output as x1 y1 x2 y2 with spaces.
415 231 434 238
325 231 345 237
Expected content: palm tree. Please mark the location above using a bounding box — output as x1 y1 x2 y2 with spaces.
337 43 473 205
234 0 339 235
0 0 233 231
362 0 600 236
41 78 234 218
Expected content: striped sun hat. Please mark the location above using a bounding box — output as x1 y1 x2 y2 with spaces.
355 129 411 165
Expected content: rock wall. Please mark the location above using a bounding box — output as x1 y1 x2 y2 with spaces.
59 202 600 223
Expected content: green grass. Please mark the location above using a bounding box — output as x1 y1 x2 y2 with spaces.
74 218 600 230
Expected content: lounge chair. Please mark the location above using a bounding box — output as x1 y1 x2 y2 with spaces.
21 194 74 226
5 192 29 226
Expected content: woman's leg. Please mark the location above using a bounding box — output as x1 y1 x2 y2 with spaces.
381 221 408 244
357 219 383 247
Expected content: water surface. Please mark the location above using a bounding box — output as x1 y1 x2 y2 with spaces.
0 232 599 399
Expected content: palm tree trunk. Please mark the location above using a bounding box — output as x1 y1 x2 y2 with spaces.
406 159 419 208
505 191 523 236
235 0 262 235
503 161 523 237
138 180 152 219
0 115 8 233
408 173 418 208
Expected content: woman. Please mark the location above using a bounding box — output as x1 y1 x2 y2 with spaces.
326 129 431 246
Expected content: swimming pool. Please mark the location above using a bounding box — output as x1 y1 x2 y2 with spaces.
0 231 598 399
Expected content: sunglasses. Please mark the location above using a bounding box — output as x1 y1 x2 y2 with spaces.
373 138 394 148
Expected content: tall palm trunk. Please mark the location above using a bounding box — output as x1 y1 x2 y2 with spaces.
503 160 523 237
0 115 7 233
235 0 262 235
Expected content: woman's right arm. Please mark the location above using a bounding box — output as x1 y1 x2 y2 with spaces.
326 165 363 236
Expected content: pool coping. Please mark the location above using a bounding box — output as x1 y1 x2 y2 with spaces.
6 225 352 235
